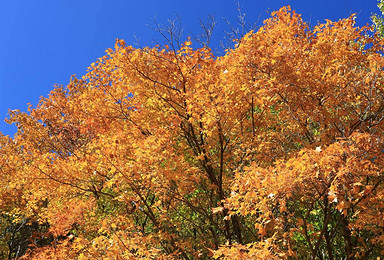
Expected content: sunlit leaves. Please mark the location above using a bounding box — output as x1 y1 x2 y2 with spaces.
1 5 384 259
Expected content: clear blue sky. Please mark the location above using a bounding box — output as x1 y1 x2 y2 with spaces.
0 0 379 136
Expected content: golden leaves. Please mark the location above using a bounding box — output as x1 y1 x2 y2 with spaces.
1 5 384 259
211 206 224 214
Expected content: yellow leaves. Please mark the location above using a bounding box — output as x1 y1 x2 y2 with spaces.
328 189 337 203
105 178 116 189
336 200 348 217
352 182 363 194
256 223 267 237
223 215 231 221
213 240 282 260
98 219 109 234
364 185 373 194
197 153 205 161
78 253 88 260
73 237 86 251
211 206 224 214
2 5 384 259
44 198 94 237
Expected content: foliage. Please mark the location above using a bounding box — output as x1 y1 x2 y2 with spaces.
372 0 384 37
1 5 384 259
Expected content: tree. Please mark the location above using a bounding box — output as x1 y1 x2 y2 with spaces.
1 5 384 259
372 0 384 36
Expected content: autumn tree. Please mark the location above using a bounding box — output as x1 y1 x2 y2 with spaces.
1 5 384 259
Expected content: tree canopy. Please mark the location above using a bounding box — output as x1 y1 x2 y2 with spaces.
1 6 384 259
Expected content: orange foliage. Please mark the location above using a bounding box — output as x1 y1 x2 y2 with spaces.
1 5 384 259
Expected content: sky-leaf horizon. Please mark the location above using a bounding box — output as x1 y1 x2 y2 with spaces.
0 0 379 136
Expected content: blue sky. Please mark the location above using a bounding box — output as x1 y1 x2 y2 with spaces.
0 0 379 136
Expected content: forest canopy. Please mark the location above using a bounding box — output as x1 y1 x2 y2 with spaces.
1 5 384 259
